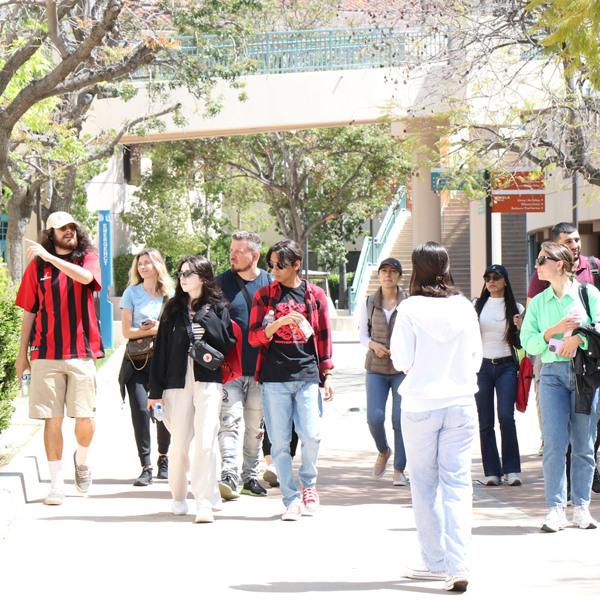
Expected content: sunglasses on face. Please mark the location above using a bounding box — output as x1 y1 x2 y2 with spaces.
267 260 291 270
536 256 560 266
177 270 199 279
484 274 503 282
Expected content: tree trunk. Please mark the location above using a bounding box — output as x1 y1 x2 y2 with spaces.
6 186 34 282
338 259 348 309
49 163 77 213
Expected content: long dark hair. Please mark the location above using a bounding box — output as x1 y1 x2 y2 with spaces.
162 255 226 322
409 241 462 298
37 224 95 267
474 272 521 349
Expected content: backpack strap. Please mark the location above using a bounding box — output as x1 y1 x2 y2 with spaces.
579 283 592 322
589 256 600 290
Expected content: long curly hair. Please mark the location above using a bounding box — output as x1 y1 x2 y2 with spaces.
162 255 227 322
37 223 95 267
127 248 174 298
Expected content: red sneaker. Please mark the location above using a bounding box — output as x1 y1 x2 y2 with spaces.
281 505 301 521
302 487 320 513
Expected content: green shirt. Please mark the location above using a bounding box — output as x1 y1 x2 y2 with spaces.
521 279 600 363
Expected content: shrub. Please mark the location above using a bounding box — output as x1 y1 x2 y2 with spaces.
113 253 135 296
328 271 355 305
0 264 21 434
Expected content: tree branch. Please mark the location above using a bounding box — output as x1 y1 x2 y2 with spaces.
47 0 70 58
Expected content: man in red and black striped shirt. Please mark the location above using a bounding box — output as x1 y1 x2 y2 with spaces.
15 212 104 506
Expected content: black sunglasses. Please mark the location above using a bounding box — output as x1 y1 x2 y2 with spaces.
536 256 560 266
484 274 503 282
267 260 291 270
177 269 199 279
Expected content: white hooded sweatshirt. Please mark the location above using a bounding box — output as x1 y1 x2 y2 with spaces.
390 294 483 412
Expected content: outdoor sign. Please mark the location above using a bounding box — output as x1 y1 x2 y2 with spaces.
430 168 484 192
491 193 545 213
98 210 114 348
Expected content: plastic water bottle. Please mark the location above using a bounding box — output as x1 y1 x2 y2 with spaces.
262 310 275 326
21 371 31 398
154 403 164 421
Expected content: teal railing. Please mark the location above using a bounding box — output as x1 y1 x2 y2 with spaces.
136 28 447 79
0 214 7 263
348 189 407 316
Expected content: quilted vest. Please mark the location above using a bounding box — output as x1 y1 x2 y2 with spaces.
364 286 406 375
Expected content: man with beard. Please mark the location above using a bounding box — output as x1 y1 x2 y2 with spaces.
216 231 273 499
15 212 103 505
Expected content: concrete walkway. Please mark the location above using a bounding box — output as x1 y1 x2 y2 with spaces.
1 342 599 599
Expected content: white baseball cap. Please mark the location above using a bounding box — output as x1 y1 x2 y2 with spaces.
46 212 78 230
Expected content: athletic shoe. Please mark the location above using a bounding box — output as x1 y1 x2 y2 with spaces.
241 479 267 497
171 500 189 515
541 506 568 532
573 505 598 529
483 475 501 486
219 475 240 500
44 487 65 505
263 464 279 488
444 575 469 592
538 442 544 456
73 451 92 494
281 505 301 521
373 448 391 478
505 473 522 486
194 507 214 523
592 467 600 494
302 487 319 513
157 456 168 480
393 471 409 486
403 563 447 581
133 466 153 486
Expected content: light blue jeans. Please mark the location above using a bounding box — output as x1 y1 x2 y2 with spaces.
219 376 264 483
366 371 406 470
538 361 599 507
261 381 322 507
402 404 477 578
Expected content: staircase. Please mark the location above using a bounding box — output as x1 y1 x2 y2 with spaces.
441 201 471 299
364 214 413 296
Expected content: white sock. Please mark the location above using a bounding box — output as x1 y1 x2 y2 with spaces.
49 460 64 489
75 445 90 468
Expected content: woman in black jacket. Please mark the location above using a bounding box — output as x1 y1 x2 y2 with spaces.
148 255 236 523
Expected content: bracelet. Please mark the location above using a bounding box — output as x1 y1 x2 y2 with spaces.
324 373 332 379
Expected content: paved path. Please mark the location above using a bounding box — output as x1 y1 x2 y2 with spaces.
1 342 599 599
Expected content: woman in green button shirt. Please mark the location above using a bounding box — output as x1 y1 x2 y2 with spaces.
521 242 600 533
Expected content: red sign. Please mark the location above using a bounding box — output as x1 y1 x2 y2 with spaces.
491 193 545 213
492 171 545 191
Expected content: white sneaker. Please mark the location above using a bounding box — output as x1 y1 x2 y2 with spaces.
573 505 598 529
505 473 522 486
541 506 568 532
393 471 409 486
404 563 447 581
171 500 189 516
194 507 214 523
444 575 469 592
263 463 279 488
44 487 65 505
482 475 501 486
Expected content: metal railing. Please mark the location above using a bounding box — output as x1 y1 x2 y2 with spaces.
0 214 7 263
136 27 447 79
348 189 407 316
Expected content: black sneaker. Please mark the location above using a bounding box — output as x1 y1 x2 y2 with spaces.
157 456 168 480
593 467 600 494
241 479 267 497
219 475 240 500
133 466 153 486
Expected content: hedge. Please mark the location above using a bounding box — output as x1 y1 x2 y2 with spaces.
328 271 355 306
0 264 21 434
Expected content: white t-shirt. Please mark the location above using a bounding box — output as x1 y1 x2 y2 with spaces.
478 297 524 359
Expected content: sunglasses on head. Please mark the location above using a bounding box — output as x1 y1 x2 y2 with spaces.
267 260 290 270
536 256 560 266
484 273 503 282
177 269 198 279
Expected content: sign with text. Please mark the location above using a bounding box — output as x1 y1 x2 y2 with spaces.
430 168 485 192
492 170 545 191
491 193 545 213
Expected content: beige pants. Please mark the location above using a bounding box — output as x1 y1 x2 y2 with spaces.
163 358 223 510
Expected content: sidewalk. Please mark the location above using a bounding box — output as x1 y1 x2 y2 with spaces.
0 343 599 599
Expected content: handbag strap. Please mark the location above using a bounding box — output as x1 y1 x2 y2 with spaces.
234 274 254 312
579 283 592 321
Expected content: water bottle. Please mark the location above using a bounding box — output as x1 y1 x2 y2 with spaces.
262 310 275 326
21 371 31 398
154 402 164 421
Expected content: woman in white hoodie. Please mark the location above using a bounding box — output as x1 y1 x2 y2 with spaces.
390 242 482 593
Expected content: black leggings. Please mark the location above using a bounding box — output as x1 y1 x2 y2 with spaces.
124 359 171 467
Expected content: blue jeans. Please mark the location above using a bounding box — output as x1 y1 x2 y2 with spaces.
539 361 599 507
366 371 407 470
261 381 322 508
219 376 264 483
475 361 520 477
402 404 477 578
